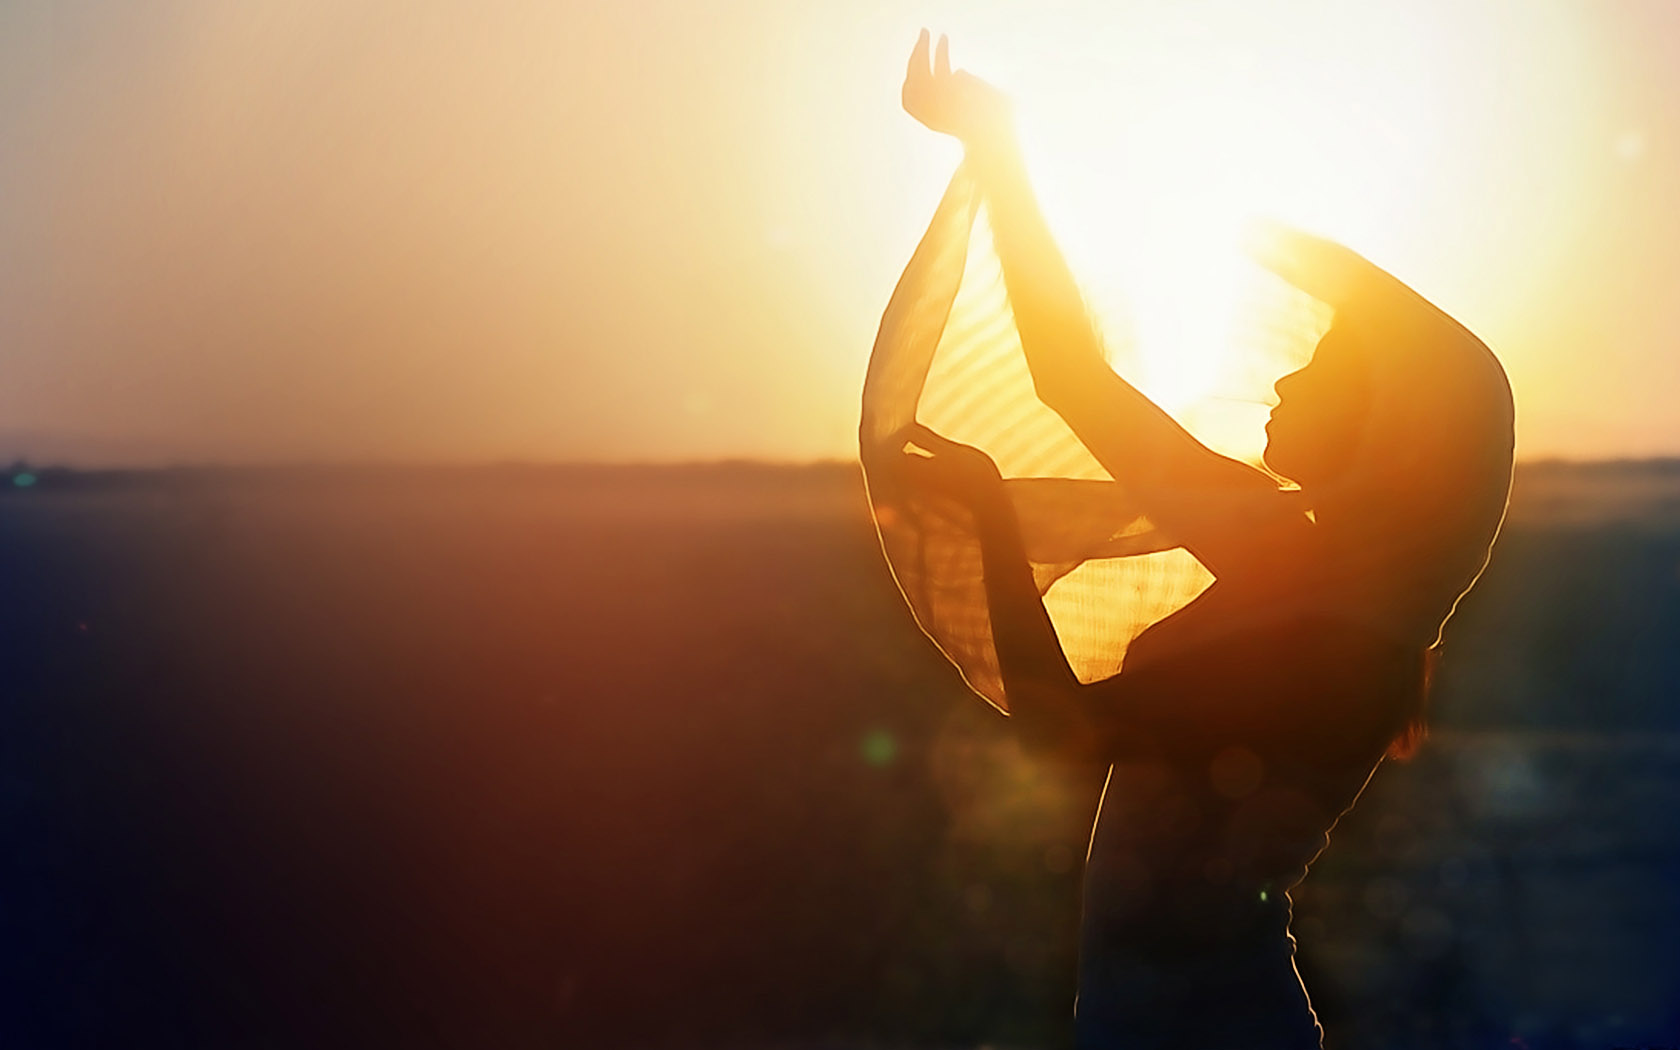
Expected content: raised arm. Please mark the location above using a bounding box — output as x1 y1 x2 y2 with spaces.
901 34 1301 575
898 426 1110 762
896 426 1408 767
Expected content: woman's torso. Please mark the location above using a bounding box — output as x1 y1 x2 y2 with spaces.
1074 578 1406 1046
1087 575 1403 930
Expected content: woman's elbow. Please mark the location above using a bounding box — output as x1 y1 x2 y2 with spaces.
1007 686 1106 765
1016 722 1098 765
1029 370 1097 417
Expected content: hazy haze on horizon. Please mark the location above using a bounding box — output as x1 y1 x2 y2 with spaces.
4 1 1678 467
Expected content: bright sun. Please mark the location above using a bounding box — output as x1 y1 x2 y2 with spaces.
932 2 1476 462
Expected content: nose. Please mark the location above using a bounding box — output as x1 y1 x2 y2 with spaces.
1272 367 1307 406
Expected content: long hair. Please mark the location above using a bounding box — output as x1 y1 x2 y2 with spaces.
1277 307 1511 763
1386 645 1440 761
1273 242 1516 763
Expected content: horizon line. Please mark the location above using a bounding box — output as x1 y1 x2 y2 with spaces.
4 455 1679 475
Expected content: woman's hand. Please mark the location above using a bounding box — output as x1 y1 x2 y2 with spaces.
896 424 1005 506
902 30 1012 146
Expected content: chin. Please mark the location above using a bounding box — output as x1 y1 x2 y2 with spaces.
1262 442 1295 481
1264 446 1325 491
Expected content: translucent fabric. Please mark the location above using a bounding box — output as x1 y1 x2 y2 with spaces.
858 165 1513 713
859 168 1230 711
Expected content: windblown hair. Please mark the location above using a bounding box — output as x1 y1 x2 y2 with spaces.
1291 253 1516 759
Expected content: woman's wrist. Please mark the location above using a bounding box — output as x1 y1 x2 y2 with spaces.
961 121 1020 166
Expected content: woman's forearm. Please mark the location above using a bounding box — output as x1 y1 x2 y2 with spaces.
963 483 1117 759
964 133 1206 492
963 133 1105 402
967 484 1075 691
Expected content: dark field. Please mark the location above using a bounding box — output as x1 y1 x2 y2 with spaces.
2 460 1678 1048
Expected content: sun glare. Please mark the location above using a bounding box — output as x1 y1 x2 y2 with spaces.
920 1 1542 463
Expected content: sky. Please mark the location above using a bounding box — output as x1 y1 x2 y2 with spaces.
1 0 1676 465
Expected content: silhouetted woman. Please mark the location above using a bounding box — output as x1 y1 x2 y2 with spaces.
891 32 1514 1049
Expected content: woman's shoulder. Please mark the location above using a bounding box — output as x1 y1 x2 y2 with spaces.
1121 584 1419 719
1179 485 1318 585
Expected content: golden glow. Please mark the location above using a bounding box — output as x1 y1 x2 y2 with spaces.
1015 5 1488 457
0 1 1667 463
1041 551 1215 681
901 0 1612 463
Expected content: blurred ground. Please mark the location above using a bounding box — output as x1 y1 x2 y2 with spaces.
1 459 1676 1048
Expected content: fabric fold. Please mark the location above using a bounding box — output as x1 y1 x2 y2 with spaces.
860 168 1214 710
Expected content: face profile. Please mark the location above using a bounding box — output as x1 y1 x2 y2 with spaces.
1262 326 1373 491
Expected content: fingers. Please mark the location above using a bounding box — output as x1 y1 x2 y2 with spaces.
897 423 934 452
908 28 930 81
904 425 985 462
902 423 951 450
906 28 953 82
898 424 967 460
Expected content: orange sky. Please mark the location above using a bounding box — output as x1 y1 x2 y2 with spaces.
1 0 1675 465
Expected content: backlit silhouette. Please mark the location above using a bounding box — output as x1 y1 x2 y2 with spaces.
861 31 1515 1048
